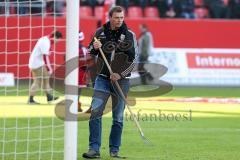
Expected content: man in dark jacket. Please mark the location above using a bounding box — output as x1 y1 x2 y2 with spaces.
229 0 240 19
82 6 138 159
158 0 178 18
204 0 228 18
177 0 196 19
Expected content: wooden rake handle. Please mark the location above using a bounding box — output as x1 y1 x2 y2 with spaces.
93 37 145 137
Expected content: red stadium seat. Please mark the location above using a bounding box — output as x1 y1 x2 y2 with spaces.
194 8 209 19
94 6 104 19
194 0 204 7
127 7 143 18
80 6 92 17
223 0 229 5
144 7 159 18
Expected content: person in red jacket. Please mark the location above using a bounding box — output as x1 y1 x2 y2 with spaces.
78 31 88 112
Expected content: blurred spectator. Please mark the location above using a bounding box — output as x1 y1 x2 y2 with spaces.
46 0 65 16
31 0 43 16
157 0 178 18
80 0 89 6
18 0 29 15
89 0 104 9
96 0 105 6
148 0 159 6
0 0 6 15
204 0 229 18
138 24 154 85
2 0 43 16
116 0 148 13
2 0 240 20
88 0 104 15
134 0 148 12
46 1 54 15
176 0 196 19
116 0 130 11
228 0 240 19
55 0 65 16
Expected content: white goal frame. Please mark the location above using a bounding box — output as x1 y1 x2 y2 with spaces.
64 0 79 160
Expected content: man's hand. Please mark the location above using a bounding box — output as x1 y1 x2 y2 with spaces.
110 73 121 82
93 39 102 50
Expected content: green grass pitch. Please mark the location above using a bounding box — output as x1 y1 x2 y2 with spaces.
0 87 240 160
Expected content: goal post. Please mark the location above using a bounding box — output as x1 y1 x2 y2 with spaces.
0 0 81 159
64 0 79 160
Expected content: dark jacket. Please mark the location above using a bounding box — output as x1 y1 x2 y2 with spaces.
88 21 138 79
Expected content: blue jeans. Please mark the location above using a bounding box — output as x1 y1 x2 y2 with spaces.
89 75 130 153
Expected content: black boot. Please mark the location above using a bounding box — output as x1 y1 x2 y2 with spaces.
28 96 40 104
47 94 59 102
82 150 100 159
110 152 127 159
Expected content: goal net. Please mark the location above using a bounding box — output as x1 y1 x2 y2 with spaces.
0 0 69 159
0 116 65 160
0 0 66 96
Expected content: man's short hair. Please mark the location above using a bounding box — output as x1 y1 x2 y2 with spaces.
108 6 124 17
50 31 63 39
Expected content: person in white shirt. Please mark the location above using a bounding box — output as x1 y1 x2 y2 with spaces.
28 31 62 104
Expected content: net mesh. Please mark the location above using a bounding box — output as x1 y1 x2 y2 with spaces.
0 1 66 159
0 116 64 160
0 0 66 96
